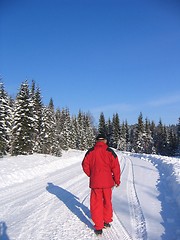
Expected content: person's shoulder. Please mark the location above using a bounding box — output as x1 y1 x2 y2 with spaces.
84 147 94 157
106 147 117 158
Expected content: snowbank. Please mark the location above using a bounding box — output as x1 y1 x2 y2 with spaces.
0 149 85 189
128 152 180 210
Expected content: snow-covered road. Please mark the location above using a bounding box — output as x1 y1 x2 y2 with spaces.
0 150 179 240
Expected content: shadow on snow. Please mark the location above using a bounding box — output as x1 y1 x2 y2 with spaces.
0 221 10 240
46 182 93 229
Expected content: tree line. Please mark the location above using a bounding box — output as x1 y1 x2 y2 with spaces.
0 80 179 157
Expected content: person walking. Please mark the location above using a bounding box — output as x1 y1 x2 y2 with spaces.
82 133 121 235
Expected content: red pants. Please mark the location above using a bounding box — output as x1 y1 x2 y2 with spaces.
90 188 113 230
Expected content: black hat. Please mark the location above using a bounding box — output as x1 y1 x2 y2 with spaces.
96 133 107 140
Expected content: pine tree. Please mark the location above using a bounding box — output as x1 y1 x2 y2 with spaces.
30 80 36 97
31 85 44 153
134 112 146 153
150 120 156 139
76 110 87 150
154 120 168 155
55 108 63 150
60 108 72 151
0 83 11 155
70 116 78 149
118 121 126 151
112 113 121 148
98 112 107 135
57 108 68 150
125 120 131 151
7 96 14 153
129 127 135 153
41 103 61 156
48 99 61 156
83 113 95 148
177 118 180 155
106 118 113 146
167 128 178 156
11 81 34 155
144 118 155 154
48 97 54 111
163 126 169 155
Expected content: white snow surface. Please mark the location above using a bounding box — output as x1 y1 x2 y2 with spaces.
0 149 180 240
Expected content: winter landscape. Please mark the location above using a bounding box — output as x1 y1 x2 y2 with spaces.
1 1 180 239
0 149 179 240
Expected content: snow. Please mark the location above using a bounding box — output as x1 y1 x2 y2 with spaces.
0 149 180 240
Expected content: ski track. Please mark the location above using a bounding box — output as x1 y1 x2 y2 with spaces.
0 154 149 240
125 156 147 240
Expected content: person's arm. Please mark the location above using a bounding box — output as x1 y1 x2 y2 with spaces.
82 152 91 177
112 155 121 187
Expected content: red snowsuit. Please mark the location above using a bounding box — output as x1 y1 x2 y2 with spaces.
82 141 121 230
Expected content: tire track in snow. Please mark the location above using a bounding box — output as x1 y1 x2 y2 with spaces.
126 156 147 240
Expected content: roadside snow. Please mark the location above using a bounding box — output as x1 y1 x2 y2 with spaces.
128 152 180 240
0 150 83 189
129 153 180 210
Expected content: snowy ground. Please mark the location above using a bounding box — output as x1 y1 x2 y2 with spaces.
0 149 180 240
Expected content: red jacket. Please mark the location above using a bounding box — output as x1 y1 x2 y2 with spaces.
82 142 121 189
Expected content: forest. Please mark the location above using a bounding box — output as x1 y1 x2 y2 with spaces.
0 80 179 157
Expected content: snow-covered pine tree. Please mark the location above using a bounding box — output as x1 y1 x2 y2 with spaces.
7 96 14 153
48 97 54 111
106 118 113 146
57 108 65 134
98 112 107 135
0 82 12 155
41 100 61 156
68 113 78 150
150 120 156 140
55 108 63 149
177 117 180 156
30 82 44 153
144 118 156 154
129 127 135 153
133 112 147 153
60 108 72 151
125 120 131 151
154 120 168 155
11 81 34 155
83 113 95 149
76 110 87 150
167 127 178 156
117 121 126 151
41 107 52 154
56 108 67 150
112 113 121 148
70 115 78 149
118 120 130 151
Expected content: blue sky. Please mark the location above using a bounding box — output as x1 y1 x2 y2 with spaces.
0 0 180 125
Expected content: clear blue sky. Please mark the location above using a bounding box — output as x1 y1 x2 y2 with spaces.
0 0 180 125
